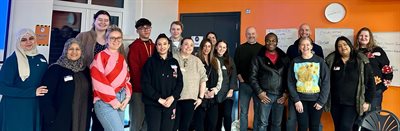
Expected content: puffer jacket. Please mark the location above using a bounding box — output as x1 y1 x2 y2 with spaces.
249 47 290 95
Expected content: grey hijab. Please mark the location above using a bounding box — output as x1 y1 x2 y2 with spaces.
55 38 85 72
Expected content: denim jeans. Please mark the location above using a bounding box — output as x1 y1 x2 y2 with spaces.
370 89 383 111
257 93 284 131
95 89 126 131
239 82 259 131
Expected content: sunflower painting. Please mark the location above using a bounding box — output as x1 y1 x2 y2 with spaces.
294 62 321 94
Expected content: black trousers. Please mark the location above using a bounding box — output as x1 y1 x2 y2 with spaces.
296 101 323 131
331 103 358 131
173 100 196 131
216 99 233 131
191 99 219 131
145 105 175 131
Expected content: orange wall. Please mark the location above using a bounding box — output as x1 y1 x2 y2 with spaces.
179 0 400 130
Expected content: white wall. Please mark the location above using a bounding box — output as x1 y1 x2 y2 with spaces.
7 0 53 60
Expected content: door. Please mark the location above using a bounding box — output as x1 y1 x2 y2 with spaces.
180 12 241 121
180 12 240 57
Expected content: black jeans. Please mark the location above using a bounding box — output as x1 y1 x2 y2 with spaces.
173 100 196 131
192 98 219 131
216 99 233 131
145 105 175 131
331 103 358 131
296 101 323 131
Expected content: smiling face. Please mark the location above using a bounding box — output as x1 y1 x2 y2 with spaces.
299 39 313 55
67 43 82 61
106 31 123 51
170 24 182 39
299 24 311 38
156 38 170 56
337 40 351 57
19 34 36 51
265 35 277 52
207 33 217 45
358 30 370 47
94 14 110 31
216 41 227 57
180 39 194 55
202 41 212 56
246 27 257 44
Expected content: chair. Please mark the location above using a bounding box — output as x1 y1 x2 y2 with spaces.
358 110 400 131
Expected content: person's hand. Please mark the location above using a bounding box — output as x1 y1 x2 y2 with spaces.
257 91 271 104
36 86 48 96
164 96 175 108
314 103 322 110
226 89 234 98
205 90 214 99
194 98 202 110
277 93 288 104
363 102 370 112
158 98 167 107
295 101 303 113
112 102 122 110
119 97 131 111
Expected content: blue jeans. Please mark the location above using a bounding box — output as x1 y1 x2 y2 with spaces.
371 89 383 111
239 82 259 131
95 89 126 131
257 94 284 131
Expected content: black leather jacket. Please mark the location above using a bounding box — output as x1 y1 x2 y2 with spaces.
249 47 290 95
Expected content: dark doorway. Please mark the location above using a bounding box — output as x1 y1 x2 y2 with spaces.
180 12 240 57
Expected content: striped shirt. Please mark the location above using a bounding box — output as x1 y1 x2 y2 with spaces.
90 48 132 106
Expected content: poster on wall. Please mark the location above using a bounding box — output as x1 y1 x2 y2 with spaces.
373 32 400 87
315 28 354 57
35 25 51 46
266 28 298 52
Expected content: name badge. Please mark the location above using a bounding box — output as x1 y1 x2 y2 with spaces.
64 75 73 82
333 66 340 71
171 65 178 78
40 58 47 63
222 66 227 70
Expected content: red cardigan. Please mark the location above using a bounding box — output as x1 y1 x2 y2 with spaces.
128 38 155 93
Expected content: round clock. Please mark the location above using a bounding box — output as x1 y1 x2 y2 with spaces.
325 3 346 23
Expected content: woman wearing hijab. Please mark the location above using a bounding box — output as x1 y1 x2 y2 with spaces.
40 38 92 131
0 28 48 131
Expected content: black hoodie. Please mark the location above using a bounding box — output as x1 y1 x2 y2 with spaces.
141 50 183 108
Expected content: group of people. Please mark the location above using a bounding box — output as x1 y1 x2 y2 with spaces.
0 10 237 131
239 24 393 131
0 9 393 131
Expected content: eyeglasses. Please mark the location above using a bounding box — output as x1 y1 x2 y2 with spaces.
138 26 152 31
109 37 123 42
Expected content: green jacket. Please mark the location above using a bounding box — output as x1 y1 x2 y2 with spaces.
324 51 374 116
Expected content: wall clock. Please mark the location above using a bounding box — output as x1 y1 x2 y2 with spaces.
325 3 346 23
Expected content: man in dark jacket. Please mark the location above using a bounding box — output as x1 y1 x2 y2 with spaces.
249 33 290 131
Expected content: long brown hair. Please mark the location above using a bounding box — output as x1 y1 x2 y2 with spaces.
354 27 378 52
214 40 233 75
197 39 219 71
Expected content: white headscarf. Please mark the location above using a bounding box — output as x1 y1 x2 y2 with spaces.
15 28 38 81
